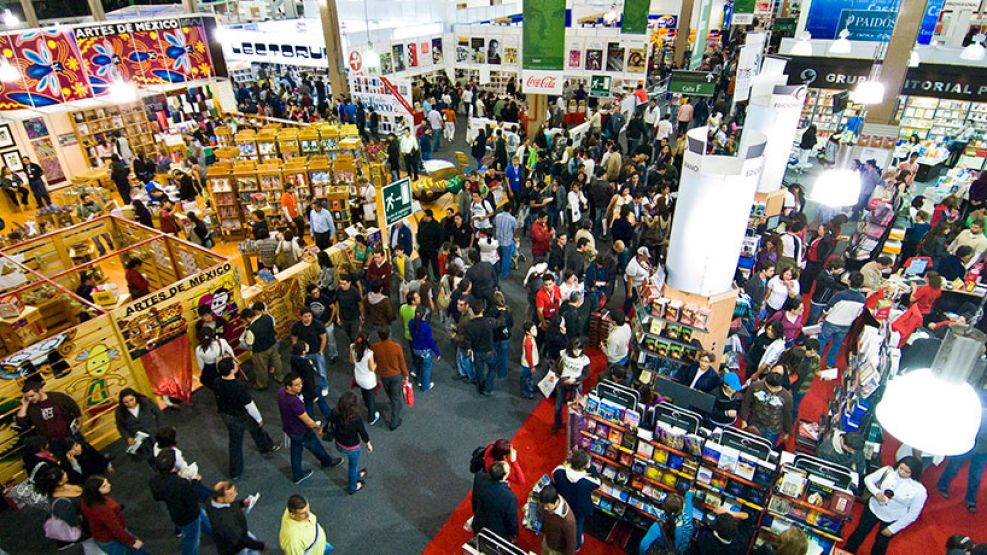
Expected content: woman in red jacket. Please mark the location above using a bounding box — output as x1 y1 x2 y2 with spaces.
80 475 148 554
483 439 526 487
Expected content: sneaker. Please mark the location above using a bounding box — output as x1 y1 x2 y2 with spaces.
938 487 950 499
421 382 434 392
359 468 368 479
349 481 365 494
321 388 330 397
323 457 344 469
369 411 381 425
968 503 977 513
265 444 283 454
293 469 314 485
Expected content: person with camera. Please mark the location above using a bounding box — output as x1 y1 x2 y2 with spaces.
844 456 927 555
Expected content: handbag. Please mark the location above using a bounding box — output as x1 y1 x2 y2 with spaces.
6 463 49 510
402 380 415 407
861 467 892 503
44 498 82 542
437 279 452 311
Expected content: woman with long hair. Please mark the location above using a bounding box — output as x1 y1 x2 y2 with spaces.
845 456 927 555
35 465 87 548
195 327 233 390
185 211 212 247
409 305 440 392
81 475 148 554
350 332 379 424
329 391 374 494
114 388 161 463
483 438 526 486
639 491 694 554
553 338 590 434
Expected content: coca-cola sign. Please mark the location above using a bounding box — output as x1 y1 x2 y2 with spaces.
522 70 564 95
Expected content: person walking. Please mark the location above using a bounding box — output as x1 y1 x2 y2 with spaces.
371 327 410 430
212 358 280 480
291 307 330 397
471 461 518 542
334 274 364 343
488 292 513 382
539 485 577 555
845 457 927 555
23 156 51 207
350 333 380 424
400 128 420 181
241 306 284 390
150 450 213 555
463 299 502 397
520 321 539 399
817 272 866 368
206 481 269 555
80 475 149 554
279 495 334 555
409 306 440 392
552 449 599 550
329 391 374 494
417 209 444 279
288 342 332 420
114 388 161 464
552 338 590 434
494 208 519 279
309 200 336 250
277 372 343 484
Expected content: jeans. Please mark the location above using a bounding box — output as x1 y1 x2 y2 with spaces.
29 179 50 207
304 392 332 420
494 340 510 379
305 353 329 393
96 536 149 555
288 429 338 481
520 365 535 398
554 383 578 429
938 451 987 506
323 323 339 360
432 129 441 151
498 243 516 278
575 515 586 549
760 428 781 448
381 375 404 428
457 347 474 382
593 206 607 237
359 387 377 419
391 169 401 182
404 153 419 180
341 319 361 343
178 508 213 555
337 444 362 493
474 350 496 394
413 349 435 390
845 503 893 555
220 413 275 479
818 321 851 368
807 301 826 326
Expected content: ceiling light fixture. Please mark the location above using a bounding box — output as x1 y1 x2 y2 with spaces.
851 79 885 105
791 32 813 56
877 326 985 456
829 28 852 54
603 3 619 25
960 33 986 61
107 76 138 104
2 9 18 27
908 48 920 67
810 168 861 207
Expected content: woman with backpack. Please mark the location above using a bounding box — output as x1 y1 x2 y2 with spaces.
275 229 303 270
639 492 694 554
195 327 234 390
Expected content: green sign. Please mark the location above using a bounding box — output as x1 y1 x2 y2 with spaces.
669 71 717 96
382 177 413 226
522 0 566 70
734 0 756 24
621 0 650 35
590 75 613 97
772 17 798 35
690 0 715 70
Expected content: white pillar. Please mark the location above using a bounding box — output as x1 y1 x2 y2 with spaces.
666 127 767 296
742 83 808 193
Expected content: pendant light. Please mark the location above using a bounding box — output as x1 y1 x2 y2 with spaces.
2 9 18 27
829 28 852 54
877 326 985 456
791 32 813 56
361 0 379 70
107 68 137 104
960 33 986 61
603 3 619 25
908 48 920 67
809 168 861 207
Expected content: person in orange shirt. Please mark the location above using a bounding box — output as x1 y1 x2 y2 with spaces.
442 106 457 142
281 186 304 239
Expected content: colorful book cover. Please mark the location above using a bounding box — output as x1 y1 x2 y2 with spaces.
718 446 741 474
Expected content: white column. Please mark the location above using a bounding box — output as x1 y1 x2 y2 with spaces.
666 127 767 296
742 83 808 193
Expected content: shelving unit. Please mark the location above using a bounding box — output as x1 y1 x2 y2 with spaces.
756 455 854 554
798 89 864 142
206 162 244 238
70 103 157 168
895 97 987 170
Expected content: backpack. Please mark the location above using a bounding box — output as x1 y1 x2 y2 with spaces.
437 277 453 311
469 445 487 473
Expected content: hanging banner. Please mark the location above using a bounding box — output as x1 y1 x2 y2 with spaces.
917 0 946 45
522 0 566 95
836 10 897 41
805 0 897 40
734 0 756 25
1 30 93 109
621 0 650 35
690 0 715 70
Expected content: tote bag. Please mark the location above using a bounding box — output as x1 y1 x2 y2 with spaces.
43 498 82 542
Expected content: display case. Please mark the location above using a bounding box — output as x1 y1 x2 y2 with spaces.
215 126 233 147
235 130 258 161
299 129 321 157
308 157 332 199
233 163 261 222
283 162 310 204
798 89 864 141
319 125 340 160
325 191 352 241
71 103 157 168
258 162 284 202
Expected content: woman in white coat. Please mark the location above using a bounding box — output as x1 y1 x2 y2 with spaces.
844 456 927 555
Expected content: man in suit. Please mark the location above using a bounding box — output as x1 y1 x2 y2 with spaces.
389 220 413 257
676 351 721 394
471 461 518 541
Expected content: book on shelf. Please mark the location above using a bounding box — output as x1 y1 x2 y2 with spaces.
717 445 741 475
777 468 809 498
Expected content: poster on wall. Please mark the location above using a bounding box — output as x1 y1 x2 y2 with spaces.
566 39 583 70
627 47 647 73
606 43 625 72
1 150 22 172
805 0 897 40
392 44 405 72
420 41 430 67
380 52 393 74
522 0 565 95
0 125 12 149
585 41 604 71
432 38 443 64
471 38 486 64
487 38 502 65
456 37 470 63
407 42 418 68
503 37 519 65
32 137 64 184
23 117 48 139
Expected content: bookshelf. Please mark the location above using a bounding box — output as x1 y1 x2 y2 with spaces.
70 103 157 168
756 455 855 554
206 163 244 238
798 89 864 142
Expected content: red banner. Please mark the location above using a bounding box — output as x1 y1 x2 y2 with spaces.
0 30 93 110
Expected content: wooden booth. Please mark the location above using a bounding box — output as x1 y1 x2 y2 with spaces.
0 215 238 484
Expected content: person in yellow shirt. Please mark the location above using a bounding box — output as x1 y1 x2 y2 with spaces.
279 495 333 555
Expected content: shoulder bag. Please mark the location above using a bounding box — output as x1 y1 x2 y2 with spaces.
43 498 82 542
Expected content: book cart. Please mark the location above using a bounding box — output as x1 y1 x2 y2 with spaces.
758 455 855 554
692 426 778 551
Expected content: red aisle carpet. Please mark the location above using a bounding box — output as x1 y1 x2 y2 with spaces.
424 347 985 554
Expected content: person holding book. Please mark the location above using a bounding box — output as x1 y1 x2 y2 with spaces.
845 456 927 555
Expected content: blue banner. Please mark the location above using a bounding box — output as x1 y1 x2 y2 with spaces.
917 0 945 45
837 9 897 41
805 0 897 40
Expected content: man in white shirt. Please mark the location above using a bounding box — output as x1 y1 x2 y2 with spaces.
399 128 420 181
780 221 806 269
581 151 596 181
470 191 494 230
623 247 653 313
656 114 674 142
427 107 444 152
605 312 632 366
643 99 660 127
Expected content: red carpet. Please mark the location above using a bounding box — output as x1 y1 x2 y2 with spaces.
425 344 986 554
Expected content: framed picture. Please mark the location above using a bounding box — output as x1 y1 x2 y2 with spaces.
2 150 22 172
0 125 13 149
23 117 49 139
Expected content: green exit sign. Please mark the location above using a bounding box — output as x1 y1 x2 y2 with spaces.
669 70 717 96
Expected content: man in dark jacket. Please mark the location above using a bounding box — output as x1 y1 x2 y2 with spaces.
150 450 212 554
465 250 498 304
387 133 402 181
206 480 267 555
471 461 518 541
416 209 444 279
463 299 504 396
